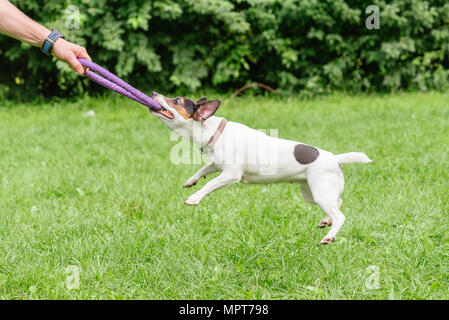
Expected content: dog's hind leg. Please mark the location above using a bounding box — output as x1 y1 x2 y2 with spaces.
316 198 342 229
308 169 345 244
300 181 335 229
316 200 345 244
183 163 220 188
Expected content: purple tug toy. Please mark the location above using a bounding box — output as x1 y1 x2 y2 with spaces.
78 58 162 111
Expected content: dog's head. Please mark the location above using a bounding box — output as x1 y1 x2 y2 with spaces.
150 92 222 130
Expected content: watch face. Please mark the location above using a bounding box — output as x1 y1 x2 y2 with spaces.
50 31 59 40
49 30 62 40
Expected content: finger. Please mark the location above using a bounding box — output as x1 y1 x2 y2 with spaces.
67 55 85 74
75 47 91 73
78 47 91 61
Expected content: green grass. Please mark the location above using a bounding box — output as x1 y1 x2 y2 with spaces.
0 92 448 299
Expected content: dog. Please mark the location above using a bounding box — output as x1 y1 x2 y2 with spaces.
149 92 372 244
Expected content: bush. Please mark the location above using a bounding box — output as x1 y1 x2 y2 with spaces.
1 0 449 99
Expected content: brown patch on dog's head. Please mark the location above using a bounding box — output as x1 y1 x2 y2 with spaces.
294 144 320 164
164 97 196 120
159 95 222 121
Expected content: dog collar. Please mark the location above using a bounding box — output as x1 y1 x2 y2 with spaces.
200 118 227 153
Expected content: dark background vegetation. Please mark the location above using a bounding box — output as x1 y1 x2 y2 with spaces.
0 0 448 100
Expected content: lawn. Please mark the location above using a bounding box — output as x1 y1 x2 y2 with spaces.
0 92 448 299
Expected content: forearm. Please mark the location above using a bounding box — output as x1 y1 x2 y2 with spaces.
0 0 49 47
0 0 90 74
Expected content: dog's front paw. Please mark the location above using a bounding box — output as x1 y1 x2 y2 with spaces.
184 194 202 206
320 236 336 245
183 177 199 188
183 181 197 188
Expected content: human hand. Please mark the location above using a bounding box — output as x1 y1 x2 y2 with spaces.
52 38 91 74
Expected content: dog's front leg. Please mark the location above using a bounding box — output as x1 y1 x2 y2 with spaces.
184 171 242 206
183 163 219 188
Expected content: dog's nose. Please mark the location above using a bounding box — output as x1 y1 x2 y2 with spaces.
151 91 157 96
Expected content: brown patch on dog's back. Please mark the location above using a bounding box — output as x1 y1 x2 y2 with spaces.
294 144 319 164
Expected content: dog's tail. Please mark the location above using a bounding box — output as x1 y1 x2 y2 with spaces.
336 152 372 165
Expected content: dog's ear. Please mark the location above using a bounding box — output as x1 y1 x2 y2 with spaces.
193 100 222 122
195 97 208 105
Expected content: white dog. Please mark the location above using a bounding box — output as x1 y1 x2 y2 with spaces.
150 93 372 244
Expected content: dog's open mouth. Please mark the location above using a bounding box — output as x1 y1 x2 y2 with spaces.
155 107 174 119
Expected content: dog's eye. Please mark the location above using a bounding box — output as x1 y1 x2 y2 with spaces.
175 98 180 105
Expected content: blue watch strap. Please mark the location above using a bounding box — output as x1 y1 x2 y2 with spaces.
41 30 65 55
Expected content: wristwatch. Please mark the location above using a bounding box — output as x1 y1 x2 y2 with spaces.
41 30 65 55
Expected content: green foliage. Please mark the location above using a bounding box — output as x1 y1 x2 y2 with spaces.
0 0 449 99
